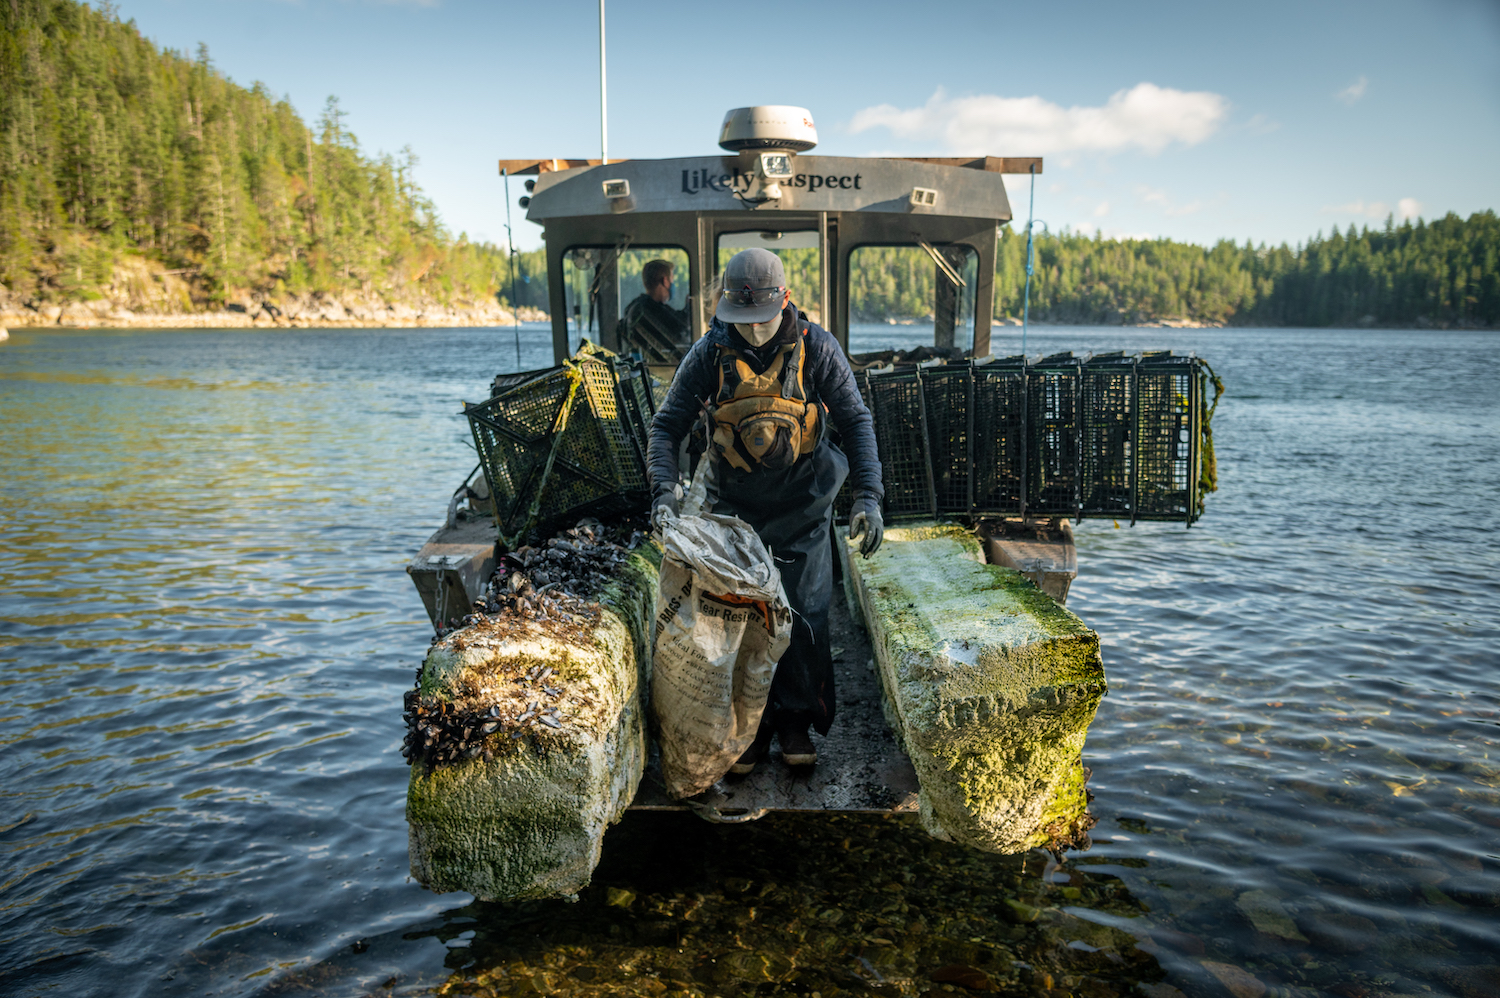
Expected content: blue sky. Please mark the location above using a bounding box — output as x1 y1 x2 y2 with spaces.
112 0 1499 251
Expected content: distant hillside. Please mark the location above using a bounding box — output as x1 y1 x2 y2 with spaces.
0 0 542 324
997 212 1499 328
0 1 1491 330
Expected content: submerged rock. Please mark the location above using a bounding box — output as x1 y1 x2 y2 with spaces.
1235 889 1308 942
406 540 661 900
843 522 1106 853
1201 961 1267 998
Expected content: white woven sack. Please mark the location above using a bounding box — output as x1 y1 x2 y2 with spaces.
651 512 790 798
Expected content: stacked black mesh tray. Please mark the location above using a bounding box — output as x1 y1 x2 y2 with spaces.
465 348 655 547
970 356 1027 516
855 351 1209 526
1080 352 1136 518
1132 352 1201 521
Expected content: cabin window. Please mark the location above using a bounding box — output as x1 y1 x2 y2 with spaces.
562 246 691 362
716 230 821 327
847 244 979 356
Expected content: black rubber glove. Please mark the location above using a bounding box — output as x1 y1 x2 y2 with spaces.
848 498 884 558
650 484 681 531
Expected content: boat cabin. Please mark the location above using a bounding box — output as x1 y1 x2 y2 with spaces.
501 105 1042 371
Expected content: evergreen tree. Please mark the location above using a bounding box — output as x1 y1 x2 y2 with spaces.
0 0 532 310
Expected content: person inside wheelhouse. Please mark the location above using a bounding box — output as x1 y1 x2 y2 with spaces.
620 258 691 365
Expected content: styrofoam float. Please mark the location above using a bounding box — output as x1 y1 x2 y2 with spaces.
841 522 1106 853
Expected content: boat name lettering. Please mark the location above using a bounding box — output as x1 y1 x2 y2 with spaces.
680 169 863 195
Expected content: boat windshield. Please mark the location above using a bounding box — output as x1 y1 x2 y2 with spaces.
716 230 821 327
562 245 691 359
848 244 978 355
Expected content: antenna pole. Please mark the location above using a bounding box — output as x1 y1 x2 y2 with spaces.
599 0 608 164
502 168 522 368
1021 163 1037 359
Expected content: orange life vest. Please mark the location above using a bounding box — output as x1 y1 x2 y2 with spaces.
709 330 822 473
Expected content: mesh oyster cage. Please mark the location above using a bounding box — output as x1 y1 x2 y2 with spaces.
860 367 937 521
922 363 976 515
1132 352 1202 521
1080 352 1137 517
970 356 1027 516
856 351 1212 526
464 349 650 547
1026 353 1083 517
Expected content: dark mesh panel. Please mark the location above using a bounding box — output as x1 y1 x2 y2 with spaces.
1026 355 1081 515
1081 354 1135 517
971 364 1026 516
610 356 655 479
862 369 936 520
1133 355 1198 520
922 365 974 514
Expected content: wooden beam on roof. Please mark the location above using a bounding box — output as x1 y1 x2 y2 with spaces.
894 156 1043 175
497 158 628 176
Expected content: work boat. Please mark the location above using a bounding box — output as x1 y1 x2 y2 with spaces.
403 107 1219 902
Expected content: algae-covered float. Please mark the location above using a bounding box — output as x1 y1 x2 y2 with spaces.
402 106 1218 900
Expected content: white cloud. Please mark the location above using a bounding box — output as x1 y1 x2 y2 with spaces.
1397 197 1422 220
1094 201 1111 217
1336 76 1369 105
848 83 1229 156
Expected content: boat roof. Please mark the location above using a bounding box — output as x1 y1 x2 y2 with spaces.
506 154 1041 223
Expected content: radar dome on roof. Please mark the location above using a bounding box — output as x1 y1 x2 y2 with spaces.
718 106 818 153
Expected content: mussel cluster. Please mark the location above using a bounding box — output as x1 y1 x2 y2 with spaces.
406 516 647 770
434 517 647 639
402 688 508 767
495 518 647 606
401 663 573 769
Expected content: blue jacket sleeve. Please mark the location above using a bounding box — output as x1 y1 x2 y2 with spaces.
806 326 884 502
646 337 718 492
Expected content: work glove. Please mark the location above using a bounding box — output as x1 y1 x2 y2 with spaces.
651 483 682 532
848 498 884 558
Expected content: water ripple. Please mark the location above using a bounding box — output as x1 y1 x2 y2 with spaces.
1 326 1497 997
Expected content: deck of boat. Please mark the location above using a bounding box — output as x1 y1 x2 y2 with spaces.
629 571 920 818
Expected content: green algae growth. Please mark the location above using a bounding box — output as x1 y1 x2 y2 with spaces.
407 544 662 900
845 522 1106 854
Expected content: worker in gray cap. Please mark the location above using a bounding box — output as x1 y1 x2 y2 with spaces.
647 247 884 773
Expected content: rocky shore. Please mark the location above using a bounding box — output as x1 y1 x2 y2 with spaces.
0 257 550 330
0 294 547 330
993 315 1226 329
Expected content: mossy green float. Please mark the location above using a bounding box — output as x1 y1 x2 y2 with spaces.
843 522 1105 853
407 544 661 900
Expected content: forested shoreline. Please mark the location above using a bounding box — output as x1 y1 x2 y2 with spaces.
992 213 1497 328
1 0 1494 330
0 0 515 327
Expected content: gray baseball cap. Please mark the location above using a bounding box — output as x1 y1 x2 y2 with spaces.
715 248 787 324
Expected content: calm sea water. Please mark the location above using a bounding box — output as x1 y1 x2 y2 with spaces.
1 324 1496 998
